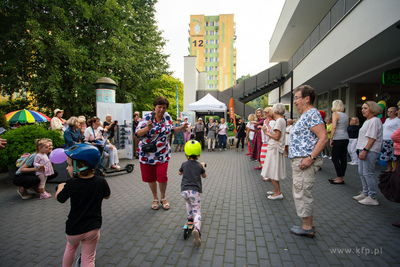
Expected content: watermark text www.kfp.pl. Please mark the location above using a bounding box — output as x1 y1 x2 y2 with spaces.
330 247 383 256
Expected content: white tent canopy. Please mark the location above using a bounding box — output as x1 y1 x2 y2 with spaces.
187 93 227 112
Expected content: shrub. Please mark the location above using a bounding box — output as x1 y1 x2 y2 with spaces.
0 124 65 172
0 110 10 131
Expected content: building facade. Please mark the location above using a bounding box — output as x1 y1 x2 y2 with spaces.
224 0 400 122
268 0 400 120
188 14 237 91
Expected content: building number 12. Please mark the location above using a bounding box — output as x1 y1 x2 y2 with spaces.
193 40 203 47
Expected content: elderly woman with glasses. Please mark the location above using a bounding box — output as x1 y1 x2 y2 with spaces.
289 85 328 238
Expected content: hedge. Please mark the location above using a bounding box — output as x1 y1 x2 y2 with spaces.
0 124 65 172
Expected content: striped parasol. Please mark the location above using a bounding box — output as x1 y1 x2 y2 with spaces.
5 109 51 124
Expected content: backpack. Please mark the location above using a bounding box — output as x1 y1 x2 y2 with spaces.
15 153 31 168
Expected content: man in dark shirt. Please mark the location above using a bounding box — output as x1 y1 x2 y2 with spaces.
194 118 205 151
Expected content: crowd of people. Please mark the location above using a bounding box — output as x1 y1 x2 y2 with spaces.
2 87 399 264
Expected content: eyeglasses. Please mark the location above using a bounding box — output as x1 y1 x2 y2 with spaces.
294 96 303 101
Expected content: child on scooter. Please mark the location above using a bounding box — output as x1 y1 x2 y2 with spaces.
178 140 207 247
56 143 111 267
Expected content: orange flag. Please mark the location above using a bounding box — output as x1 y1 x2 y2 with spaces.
229 97 236 134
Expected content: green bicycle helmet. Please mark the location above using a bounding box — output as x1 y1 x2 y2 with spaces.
184 140 201 159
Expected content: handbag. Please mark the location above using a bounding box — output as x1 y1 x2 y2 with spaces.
141 132 160 153
142 142 157 153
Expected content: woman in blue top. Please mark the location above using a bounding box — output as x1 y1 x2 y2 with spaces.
64 117 85 149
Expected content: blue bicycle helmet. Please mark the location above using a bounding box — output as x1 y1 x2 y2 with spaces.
65 143 101 177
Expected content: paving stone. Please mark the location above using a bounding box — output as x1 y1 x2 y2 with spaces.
0 150 398 266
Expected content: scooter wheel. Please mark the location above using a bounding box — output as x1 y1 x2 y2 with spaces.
183 230 188 240
126 164 134 173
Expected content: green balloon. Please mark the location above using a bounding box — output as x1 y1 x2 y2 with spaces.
377 114 383 119
378 103 385 110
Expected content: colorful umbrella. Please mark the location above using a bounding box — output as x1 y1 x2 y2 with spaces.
5 109 51 124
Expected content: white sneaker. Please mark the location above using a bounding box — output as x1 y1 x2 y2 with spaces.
328 157 332 160
358 196 379 206
353 193 367 201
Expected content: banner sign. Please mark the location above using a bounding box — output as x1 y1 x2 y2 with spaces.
382 68 400 85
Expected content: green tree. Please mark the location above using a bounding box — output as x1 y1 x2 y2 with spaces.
237 74 251 84
146 74 183 120
0 0 170 118
247 93 270 110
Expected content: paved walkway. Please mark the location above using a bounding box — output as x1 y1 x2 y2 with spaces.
0 147 399 266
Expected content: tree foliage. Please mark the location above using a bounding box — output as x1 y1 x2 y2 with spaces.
0 0 170 118
237 74 251 84
247 93 270 110
146 74 183 120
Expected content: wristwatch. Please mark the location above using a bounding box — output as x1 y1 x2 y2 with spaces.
309 155 317 160
363 148 369 152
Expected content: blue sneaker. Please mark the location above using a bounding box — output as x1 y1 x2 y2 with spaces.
290 226 315 238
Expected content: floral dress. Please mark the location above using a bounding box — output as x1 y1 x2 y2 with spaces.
173 123 185 145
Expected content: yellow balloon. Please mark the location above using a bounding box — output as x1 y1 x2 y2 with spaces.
378 100 386 107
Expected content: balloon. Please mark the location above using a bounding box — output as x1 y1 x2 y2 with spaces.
49 148 67 164
377 114 383 119
378 103 385 110
377 100 386 107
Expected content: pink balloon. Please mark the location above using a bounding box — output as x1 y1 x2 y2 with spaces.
49 148 67 164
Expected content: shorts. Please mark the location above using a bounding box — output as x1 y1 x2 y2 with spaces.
140 162 169 183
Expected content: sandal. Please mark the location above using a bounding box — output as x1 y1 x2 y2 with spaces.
160 198 170 210
151 199 159 210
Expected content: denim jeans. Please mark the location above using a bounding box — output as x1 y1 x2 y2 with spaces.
218 134 227 149
358 150 379 199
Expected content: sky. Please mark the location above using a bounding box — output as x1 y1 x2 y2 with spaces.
154 0 286 82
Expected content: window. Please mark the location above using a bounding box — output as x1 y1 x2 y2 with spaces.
215 22 219 26
210 40 214 44
205 58 208 62
215 84 218 89
210 49 214 53
206 40 208 44
209 66 213 71
209 75 213 80
209 84 213 89
205 49 208 53
210 31 214 35
206 22 209 26
210 58 214 62
215 57 218 62
215 67 218 71
215 48 218 53
205 31 208 35
205 67 208 71
215 40 218 44
215 75 218 80
215 30 218 35
210 22 214 26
